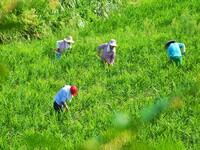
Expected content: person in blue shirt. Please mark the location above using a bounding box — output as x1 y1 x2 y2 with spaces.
54 85 78 113
165 40 186 65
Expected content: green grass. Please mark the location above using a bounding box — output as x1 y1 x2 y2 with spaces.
0 0 200 149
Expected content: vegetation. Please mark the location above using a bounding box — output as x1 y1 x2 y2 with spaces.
0 0 199 149
0 0 126 43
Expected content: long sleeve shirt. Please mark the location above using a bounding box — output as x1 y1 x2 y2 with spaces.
54 85 72 106
167 43 186 57
56 40 71 53
98 43 116 64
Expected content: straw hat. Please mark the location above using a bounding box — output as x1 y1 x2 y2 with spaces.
165 40 176 49
64 36 75 43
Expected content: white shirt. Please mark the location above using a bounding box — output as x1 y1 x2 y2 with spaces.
54 85 72 106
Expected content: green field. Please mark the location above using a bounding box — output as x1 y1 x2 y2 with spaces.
0 0 200 149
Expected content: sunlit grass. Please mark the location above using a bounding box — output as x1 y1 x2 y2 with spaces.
0 0 199 149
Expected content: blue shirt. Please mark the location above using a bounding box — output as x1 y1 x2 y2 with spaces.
54 85 72 106
167 43 186 57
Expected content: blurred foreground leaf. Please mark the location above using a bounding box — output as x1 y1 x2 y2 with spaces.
112 112 130 130
24 133 64 150
0 1 24 30
140 97 170 123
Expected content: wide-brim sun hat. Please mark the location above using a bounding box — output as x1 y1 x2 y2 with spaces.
109 39 117 47
64 36 75 43
165 40 176 49
70 85 78 96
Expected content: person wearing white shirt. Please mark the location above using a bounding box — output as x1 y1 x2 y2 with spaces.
54 85 78 113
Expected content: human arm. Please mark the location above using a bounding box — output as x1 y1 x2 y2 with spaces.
56 40 62 52
56 40 66 53
178 43 186 55
98 43 107 58
98 47 102 57
65 42 71 50
167 48 171 57
98 51 101 57
59 88 70 112
107 62 113 66
57 48 61 53
61 101 70 112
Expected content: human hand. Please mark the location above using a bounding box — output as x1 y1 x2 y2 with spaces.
98 53 101 57
108 62 113 66
57 48 61 53
102 57 106 61
66 108 70 112
182 52 186 55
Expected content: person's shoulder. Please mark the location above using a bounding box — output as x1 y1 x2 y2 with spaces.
169 43 176 47
63 85 70 88
57 40 63 43
62 85 70 90
100 43 108 46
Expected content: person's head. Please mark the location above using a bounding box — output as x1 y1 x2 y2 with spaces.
70 85 78 97
64 36 75 45
165 40 176 49
109 39 117 49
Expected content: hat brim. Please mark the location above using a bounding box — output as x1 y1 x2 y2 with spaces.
64 40 75 43
110 44 117 47
165 40 176 49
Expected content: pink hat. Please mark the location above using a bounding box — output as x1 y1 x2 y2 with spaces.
109 39 117 47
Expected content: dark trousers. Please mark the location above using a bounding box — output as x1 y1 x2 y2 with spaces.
54 102 63 113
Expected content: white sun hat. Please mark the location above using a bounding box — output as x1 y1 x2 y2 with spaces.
109 39 117 46
64 36 75 43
